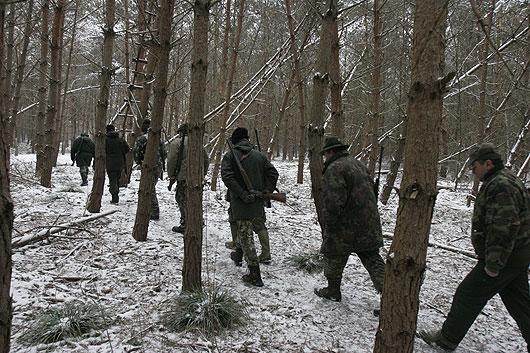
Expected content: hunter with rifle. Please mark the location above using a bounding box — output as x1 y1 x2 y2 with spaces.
221 127 283 287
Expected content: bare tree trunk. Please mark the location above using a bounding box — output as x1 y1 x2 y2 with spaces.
182 0 211 292
0 4 14 351
367 0 383 176
267 69 295 160
285 0 310 184
8 0 35 148
40 0 66 187
380 118 407 205
210 0 245 192
329 7 343 140
35 0 49 176
132 0 174 242
308 0 337 229
468 0 494 206
373 1 449 352
87 0 116 213
3 4 14 120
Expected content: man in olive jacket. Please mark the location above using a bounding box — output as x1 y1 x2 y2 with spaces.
221 127 279 286
71 133 95 186
420 143 530 351
315 136 385 302
105 124 130 204
167 123 209 233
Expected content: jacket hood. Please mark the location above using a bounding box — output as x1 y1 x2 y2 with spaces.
234 139 254 153
106 131 119 138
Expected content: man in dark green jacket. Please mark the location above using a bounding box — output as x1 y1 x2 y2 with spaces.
420 143 530 351
105 124 130 204
221 127 279 286
314 136 385 302
71 133 95 186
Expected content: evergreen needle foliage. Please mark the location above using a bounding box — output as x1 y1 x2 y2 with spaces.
18 302 112 345
161 287 247 335
288 252 325 274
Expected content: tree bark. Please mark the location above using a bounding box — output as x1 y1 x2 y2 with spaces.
35 0 49 176
373 1 449 352
380 117 407 205
182 0 211 292
308 0 337 229
40 0 66 188
132 0 174 241
329 5 343 140
87 0 116 213
0 3 14 351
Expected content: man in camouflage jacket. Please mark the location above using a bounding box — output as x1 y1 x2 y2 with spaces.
133 118 167 220
166 123 209 233
221 127 279 286
314 136 385 302
420 143 530 351
71 133 95 186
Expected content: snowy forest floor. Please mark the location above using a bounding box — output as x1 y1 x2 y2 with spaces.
8 154 528 353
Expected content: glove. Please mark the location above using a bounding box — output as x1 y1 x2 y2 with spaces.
240 191 256 204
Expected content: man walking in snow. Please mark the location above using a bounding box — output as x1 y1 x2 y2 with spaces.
419 143 530 351
71 132 95 186
221 127 279 286
314 136 385 302
105 124 130 204
166 123 209 233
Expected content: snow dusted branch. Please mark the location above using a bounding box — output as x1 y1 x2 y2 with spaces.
383 232 477 259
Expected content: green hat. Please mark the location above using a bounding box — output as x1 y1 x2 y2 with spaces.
468 143 502 165
321 137 349 154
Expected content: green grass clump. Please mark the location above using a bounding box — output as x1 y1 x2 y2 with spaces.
288 252 325 274
18 302 112 345
161 286 247 335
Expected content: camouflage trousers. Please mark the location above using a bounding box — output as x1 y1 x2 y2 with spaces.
107 170 120 198
79 166 89 183
324 250 385 293
236 215 270 266
150 170 160 218
175 181 186 227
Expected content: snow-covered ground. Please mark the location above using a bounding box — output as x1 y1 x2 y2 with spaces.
8 154 528 352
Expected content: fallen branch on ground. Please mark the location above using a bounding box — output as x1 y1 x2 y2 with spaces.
383 232 477 259
12 210 118 249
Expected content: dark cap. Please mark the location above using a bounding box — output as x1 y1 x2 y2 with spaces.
106 124 115 132
141 118 151 133
321 137 349 154
80 132 89 137
231 127 249 144
468 143 502 165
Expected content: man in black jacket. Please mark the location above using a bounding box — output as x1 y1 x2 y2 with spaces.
71 133 95 186
105 124 130 203
221 127 278 287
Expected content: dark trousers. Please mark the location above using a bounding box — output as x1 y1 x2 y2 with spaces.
324 250 385 292
107 170 120 198
175 181 186 227
442 261 530 349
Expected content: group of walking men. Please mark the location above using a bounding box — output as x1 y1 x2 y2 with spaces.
72 124 528 351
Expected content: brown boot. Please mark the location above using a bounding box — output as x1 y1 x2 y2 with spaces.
242 265 264 287
314 279 341 302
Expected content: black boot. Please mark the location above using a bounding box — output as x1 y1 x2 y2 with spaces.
110 194 119 204
81 175 88 186
314 278 342 302
230 248 243 267
242 265 264 287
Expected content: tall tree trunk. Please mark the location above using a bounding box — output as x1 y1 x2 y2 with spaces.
0 4 14 351
367 0 383 176
87 0 116 213
3 4 14 120
308 0 337 229
380 118 407 205
329 7 343 140
267 69 295 160
182 0 211 292
373 1 449 352
132 0 174 241
35 0 49 176
8 0 35 148
210 0 246 192
285 0 309 184
468 0 494 206
40 0 66 187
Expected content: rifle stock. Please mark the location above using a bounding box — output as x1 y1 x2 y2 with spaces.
263 192 287 203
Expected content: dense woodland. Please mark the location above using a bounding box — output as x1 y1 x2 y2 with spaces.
0 0 528 352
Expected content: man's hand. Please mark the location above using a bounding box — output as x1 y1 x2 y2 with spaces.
484 267 499 277
240 191 256 204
